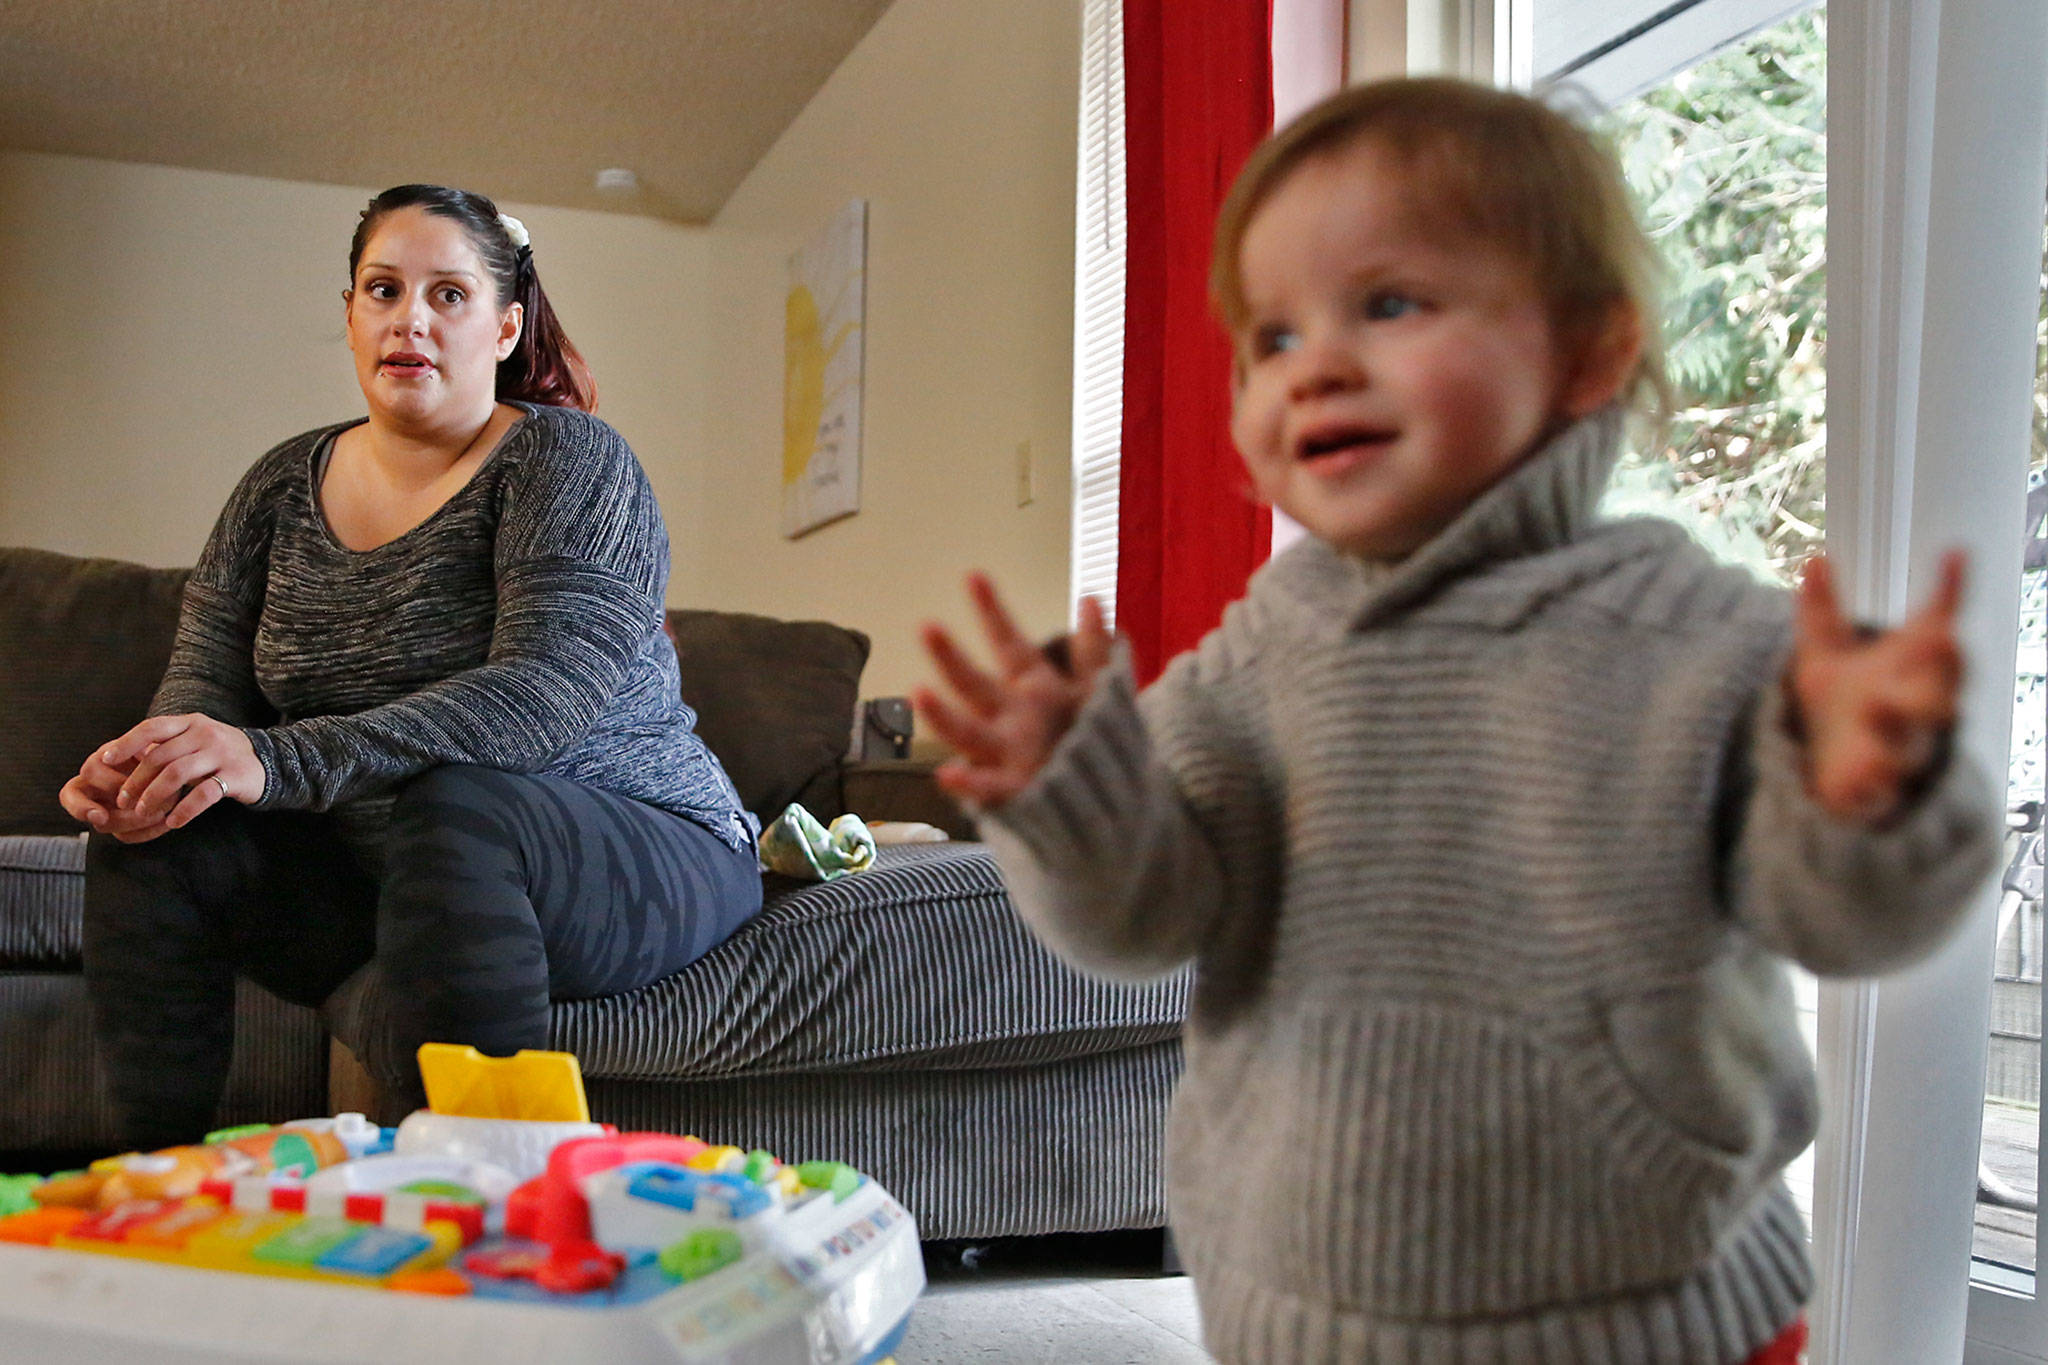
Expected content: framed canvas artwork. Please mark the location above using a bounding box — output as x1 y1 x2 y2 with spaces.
781 199 868 538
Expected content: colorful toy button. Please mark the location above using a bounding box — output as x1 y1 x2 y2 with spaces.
262 1132 329 1180
534 1240 626 1294
315 1227 435 1278
251 1217 360 1268
125 1200 230 1249
659 1228 743 1282
623 1166 771 1221
626 1167 704 1213
68 1200 178 1242
0 1174 42 1218
464 1245 550 1281
686 1144 746 1174
0 1207 85 1245
796 1162 863 1202
394 1180 485 1204
183 1210 302 1268
388 1266 473 1296
704 1173 771 1220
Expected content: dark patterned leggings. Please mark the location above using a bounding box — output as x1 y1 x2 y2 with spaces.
83 764 762 1148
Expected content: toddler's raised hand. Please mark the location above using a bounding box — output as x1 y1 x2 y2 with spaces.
1788 550 1966 823
915 573 1114 810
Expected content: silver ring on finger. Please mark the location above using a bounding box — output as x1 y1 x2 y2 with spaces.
210 775 230 801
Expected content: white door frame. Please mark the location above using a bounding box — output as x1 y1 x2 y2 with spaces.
1352 0 1532 84
1819 2 2044 1360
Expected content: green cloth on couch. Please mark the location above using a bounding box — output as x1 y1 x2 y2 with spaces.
758 803 876 881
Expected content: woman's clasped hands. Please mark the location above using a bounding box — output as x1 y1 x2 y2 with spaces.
59 714 266 843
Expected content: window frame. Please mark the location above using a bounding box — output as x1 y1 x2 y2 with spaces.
1532 0 1815 102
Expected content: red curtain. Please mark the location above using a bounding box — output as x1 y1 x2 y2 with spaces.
1117 0 1275 686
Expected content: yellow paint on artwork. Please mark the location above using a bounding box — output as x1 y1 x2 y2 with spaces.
782 283 857 487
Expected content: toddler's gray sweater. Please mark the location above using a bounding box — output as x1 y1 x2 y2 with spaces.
981 409 1999 1363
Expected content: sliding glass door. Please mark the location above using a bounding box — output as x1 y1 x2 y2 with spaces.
1509 0 2048 1358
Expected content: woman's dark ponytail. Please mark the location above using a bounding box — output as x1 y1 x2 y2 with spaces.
349 185 597 412
498 247 597 412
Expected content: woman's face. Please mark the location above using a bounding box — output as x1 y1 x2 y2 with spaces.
344 206 522 431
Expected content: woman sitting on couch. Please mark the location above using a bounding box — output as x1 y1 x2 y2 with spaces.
58 184 762 1147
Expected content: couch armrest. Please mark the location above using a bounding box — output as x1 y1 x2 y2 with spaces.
840 759 976 840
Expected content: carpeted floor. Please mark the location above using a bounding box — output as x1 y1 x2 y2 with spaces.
897 1233 1209 1364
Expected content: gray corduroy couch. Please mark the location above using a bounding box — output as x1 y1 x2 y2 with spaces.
0 545 1186 1241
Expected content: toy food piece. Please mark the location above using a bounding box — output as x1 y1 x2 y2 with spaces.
33 1116 377 1211
35 1148 223 1210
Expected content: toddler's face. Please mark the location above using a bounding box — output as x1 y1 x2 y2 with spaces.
1229 139 1575 560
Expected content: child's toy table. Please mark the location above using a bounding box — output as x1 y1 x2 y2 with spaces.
0 1179 918 1364
0 1046 922 1364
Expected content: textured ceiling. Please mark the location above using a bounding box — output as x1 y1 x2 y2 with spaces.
0 0 896 222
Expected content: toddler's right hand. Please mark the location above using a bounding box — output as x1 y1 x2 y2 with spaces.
915 573 1114 810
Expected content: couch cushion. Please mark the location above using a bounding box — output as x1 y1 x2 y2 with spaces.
582 1041 1180 1241
0 835 87 969
0 969 329 1151
666 607 869 823
0 837 329 1151
1 548 190 836
325 842 1186 1086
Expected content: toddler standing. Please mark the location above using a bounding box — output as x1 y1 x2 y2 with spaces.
917 78 1998 1364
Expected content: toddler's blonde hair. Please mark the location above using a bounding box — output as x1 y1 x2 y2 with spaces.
1212 77 1669 412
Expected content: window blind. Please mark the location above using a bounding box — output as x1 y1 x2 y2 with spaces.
1070 0 1127 630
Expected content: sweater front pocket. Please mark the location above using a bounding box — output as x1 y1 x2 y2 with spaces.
1592 947 1819 1181
1168 999 1764 1324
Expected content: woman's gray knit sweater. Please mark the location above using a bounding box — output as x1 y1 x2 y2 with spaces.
980 409 2000 1364
149 403 753 863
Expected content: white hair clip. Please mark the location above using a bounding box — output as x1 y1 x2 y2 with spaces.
499 213 530 250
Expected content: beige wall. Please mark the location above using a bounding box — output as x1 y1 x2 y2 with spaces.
0 151 712 579
3 0 1086 712
696 0 1082 703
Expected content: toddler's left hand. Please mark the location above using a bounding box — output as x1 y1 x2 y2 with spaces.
1787 550 1966 823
